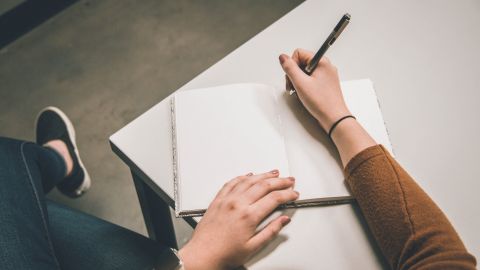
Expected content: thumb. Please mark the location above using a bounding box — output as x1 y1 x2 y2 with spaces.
279 54 309 87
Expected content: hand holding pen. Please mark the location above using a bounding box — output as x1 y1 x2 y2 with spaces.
285 13 350 95
279 13 352 132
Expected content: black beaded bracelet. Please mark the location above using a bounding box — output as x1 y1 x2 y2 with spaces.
328 115 356 140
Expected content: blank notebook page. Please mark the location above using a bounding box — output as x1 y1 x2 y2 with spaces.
172 84 290 214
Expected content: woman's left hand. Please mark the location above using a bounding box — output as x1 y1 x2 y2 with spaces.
178 170 298 270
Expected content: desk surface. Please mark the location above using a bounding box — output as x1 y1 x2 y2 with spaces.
110 0 480 268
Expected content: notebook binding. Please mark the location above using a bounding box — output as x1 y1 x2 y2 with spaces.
171 96 181 217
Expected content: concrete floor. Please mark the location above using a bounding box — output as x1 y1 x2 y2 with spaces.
0 0 302 245
0 0 22 14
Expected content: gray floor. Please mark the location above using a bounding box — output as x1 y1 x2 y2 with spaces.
0 0 302 245
0 0 22 14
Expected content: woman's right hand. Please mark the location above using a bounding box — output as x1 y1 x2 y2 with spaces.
279 49 351 132
280 48 376 166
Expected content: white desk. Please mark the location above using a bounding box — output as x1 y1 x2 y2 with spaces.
110 0 480 268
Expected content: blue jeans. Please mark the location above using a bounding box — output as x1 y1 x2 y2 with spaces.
0 137 167 269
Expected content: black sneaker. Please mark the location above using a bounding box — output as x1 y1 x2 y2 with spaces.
35 107 91 197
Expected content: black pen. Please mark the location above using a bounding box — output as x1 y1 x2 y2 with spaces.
290 13 351 95
178 196 355 217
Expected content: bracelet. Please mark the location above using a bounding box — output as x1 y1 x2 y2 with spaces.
328 115 356 140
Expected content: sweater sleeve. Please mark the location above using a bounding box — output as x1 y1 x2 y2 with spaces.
345 145 476 270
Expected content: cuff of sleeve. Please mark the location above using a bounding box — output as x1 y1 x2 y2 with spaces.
344 144 387 178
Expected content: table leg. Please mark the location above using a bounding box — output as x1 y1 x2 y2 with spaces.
131 170 178 249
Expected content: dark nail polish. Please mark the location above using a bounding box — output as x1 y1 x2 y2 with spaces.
246 172 253 176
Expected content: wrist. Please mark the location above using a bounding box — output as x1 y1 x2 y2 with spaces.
178 246 203 270
327 115 356 140
329 117 358 140
179 244 223 270
329 117 376 167
317 109 352 132
178 246 201 270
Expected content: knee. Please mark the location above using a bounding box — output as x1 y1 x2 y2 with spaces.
0 137 25 175
0 136 22 152
0 137 31 161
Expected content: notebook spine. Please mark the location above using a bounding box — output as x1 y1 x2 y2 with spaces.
171 96 181 217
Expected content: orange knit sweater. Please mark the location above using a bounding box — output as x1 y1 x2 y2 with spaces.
345 145 476 269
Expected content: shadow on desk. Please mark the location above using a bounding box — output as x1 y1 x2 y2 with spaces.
246 208 296 267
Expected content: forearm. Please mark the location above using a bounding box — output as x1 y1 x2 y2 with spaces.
330 118 376 167
337 135 476 269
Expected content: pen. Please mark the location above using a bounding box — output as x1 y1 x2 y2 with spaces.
179 196 355 217
290 13 351 95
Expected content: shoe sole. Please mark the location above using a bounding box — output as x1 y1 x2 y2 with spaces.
35 106 91 197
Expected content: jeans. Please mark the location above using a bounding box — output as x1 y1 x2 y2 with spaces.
0 137 166 270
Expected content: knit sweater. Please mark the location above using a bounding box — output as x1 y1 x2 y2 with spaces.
345 145 476 269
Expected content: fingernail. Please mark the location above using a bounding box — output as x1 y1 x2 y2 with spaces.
281 216 291 226
270 169 279 175
246 172 253 176
294 190 300 196
289 177 295 182
279 54 288 64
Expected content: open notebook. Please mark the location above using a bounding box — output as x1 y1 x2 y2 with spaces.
171 79 392 217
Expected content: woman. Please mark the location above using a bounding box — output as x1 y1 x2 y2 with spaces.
0 49 476 270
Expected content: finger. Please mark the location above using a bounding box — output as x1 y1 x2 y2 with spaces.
311 56 335 77
247 215 291 252
230 169 279 194
287 49 310 91
214 172 253 199
244 177 295 204
285 49 312 91
279 54 311 89
291 48 314 67
285 75 293 91
321 56 331 64
250 189 299 222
